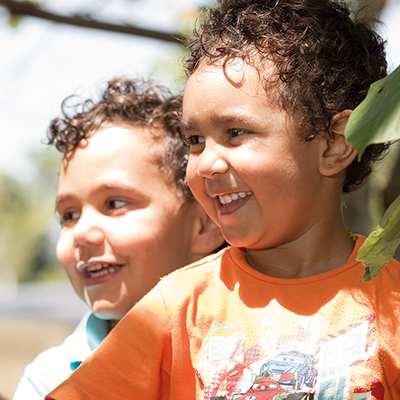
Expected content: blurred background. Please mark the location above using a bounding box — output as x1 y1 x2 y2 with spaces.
0 0 399 398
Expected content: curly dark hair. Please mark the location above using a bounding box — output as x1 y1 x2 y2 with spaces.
47 77 193 199
185 0 390 192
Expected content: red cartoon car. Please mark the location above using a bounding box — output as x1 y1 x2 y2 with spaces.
236 377 286 400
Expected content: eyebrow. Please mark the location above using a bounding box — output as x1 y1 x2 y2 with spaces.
181 111 257 133
55 193 72 209
180 120 195 134
210 113 255 126
55 182 150 208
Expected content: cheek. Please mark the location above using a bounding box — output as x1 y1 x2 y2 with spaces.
187 158 203 198
56 234 85 298
108 214 172 256
187 153 200 177
56 234 74 270
243 151 296 180
56 235 80 280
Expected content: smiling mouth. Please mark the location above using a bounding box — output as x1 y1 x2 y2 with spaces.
218 191 252 205
81 263 123 278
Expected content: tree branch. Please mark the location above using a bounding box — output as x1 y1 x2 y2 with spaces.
0 0 186 44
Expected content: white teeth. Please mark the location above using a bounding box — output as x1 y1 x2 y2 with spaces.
89 267 117 278
83 263 121 277
219 191 252 205
86 263 104 272
220 195 233 205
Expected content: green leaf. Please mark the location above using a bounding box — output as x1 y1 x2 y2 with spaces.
345 65 400 280
358 194 400 281
9 14 23 28
345 64 400 160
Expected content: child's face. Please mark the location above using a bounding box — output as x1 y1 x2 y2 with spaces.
182 60 326 250
56 125 198 321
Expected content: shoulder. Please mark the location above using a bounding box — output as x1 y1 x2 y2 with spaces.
13 343 73 399
61 312 108 366
152 246 246 314
128 247 236 317
13 312 107 400
160 246 234 289
21 314 92 379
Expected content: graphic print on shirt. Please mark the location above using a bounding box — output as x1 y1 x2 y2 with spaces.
195 313 384 400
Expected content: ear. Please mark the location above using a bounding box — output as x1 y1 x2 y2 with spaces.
319 110 358 176
189 203 226 259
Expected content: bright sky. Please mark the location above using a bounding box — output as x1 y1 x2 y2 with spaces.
0 0 204 180
0 0 399 181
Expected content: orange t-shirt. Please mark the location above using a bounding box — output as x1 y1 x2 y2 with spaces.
47 237 400 399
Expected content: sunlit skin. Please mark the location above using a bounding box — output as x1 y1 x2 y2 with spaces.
182 60 356 279
56 125 203 324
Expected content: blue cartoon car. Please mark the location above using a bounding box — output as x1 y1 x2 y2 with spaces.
259 351 317 390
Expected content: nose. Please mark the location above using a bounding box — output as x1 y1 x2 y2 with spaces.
73 208 104 249
197 142 229 179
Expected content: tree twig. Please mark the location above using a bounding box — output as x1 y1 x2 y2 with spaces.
0 0 185 44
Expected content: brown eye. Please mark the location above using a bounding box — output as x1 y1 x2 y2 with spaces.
185 135 205 146
60 211 80 226
229 128 249 138
108 200 127 210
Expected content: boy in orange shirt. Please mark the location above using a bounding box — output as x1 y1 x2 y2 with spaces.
13 77 225 399
46 1 400 399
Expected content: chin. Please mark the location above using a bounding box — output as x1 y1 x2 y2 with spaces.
91 305 126 321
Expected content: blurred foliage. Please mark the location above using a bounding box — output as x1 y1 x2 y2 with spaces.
0 148 64 283
151 46 187 93
8 11 21 27
151 4 213 92
7 1 35 27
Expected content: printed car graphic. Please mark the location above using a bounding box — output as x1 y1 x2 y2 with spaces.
259 351 317 390
235 377 286 400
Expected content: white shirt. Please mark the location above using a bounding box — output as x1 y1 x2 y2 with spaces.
13 312 108 400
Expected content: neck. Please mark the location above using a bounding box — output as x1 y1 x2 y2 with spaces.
108 319 119 332
245 224 356 279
